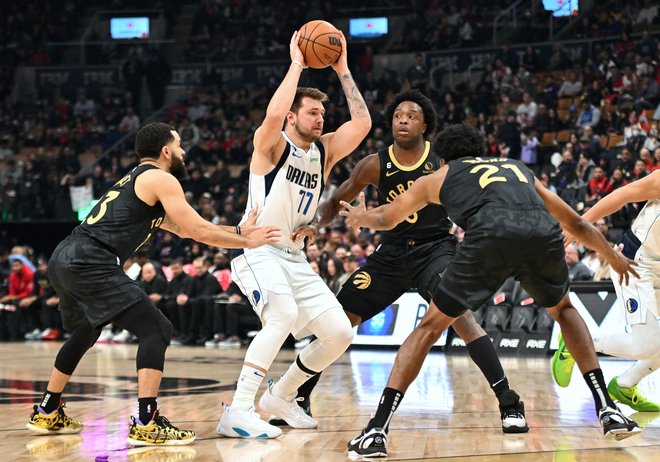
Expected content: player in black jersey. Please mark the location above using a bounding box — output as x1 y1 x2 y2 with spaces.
286 91 527 457
341 124 642 452
26 122 280 446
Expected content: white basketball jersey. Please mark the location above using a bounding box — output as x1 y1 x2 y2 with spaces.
631 198 660 261
240 132 326 252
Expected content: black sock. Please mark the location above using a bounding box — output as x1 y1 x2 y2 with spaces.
583 369 615 413
466 335 509 395
138 397 158 425
297 370 322 406
367 387 403 432
39 390 62 414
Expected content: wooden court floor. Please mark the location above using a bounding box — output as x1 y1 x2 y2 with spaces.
1 342 659 461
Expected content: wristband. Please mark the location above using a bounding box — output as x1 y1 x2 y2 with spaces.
291 60 303 70
235 225 241 235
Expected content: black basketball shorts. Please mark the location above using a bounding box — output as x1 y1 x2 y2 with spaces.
48 235 146 331
337 236 457 322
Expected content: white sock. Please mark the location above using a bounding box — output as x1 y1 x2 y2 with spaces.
232 365 265 411
272 359 315 399
618 358 659 388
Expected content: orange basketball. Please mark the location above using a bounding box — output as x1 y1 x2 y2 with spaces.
298 20 342 69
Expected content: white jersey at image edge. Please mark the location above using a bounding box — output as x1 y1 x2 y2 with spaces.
240 132 326 252
631 198 660 261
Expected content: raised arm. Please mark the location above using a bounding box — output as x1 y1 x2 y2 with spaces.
340 168 445 230
251 31 306 172
582 170 660 223
321 32 371 169
534 177 638 284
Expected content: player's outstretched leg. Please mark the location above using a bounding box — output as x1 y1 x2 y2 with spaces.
546 295 641 440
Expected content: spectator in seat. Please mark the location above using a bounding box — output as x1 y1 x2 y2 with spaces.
165 259 193 339
21 259 61 340
588 166 609 201
0 257 34 340
576 99 601 130
179 256 221 345
614 149 636 179
139 262 168 313
558 71 583 98
565 244 594 282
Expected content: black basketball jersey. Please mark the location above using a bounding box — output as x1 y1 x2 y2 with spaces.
73 164 165 262
377 142 453 241
439 157 544 230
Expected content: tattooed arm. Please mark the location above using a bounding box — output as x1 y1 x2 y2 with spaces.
321 31 372 171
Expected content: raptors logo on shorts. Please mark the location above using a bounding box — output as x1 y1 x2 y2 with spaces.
353 271 372 290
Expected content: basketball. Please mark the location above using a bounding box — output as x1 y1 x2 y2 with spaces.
298 20 342 69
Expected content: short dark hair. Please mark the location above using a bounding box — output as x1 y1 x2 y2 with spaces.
135 122 176 160
433 124 486 162
290 87 328 113
384 90 437 139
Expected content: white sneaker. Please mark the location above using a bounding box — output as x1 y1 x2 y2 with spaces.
204 337 221 348
216 403 281 438
217 338 241 348
97 328 115 343
112 330 133 343
258 382 318 429
24 328 43 341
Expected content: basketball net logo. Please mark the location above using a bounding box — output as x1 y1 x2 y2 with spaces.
353 271 371 289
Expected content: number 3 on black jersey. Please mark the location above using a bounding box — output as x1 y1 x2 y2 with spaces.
86 191 120 225
470 163 528 189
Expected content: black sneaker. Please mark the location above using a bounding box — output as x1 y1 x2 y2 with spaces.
268 396 310 426
499 390 529 434
598 406 641 441
347 427 387 458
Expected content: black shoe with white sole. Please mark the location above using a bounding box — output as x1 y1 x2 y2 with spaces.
347 427 387 458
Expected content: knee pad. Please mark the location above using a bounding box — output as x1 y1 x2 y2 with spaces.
54 322 102 375
432 284 468 318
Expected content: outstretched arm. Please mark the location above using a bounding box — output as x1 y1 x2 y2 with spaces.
151 172 281 249
534 177 638 285
340 168 445 230
582 170 660 223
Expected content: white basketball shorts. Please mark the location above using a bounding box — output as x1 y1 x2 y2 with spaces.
231 245 341 338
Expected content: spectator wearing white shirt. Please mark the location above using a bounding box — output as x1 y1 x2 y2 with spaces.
118 107 140 133
516 92 537 126
558 71 582 98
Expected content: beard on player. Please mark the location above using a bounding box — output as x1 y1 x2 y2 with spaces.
294 120 323 143
169 154 188 181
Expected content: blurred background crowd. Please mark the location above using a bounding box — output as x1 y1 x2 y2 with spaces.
0 0 658 344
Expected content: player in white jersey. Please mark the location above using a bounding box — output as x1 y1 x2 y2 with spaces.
216 30 371 438
553 170 660 411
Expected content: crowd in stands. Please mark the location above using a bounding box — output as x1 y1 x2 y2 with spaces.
1 2 659 344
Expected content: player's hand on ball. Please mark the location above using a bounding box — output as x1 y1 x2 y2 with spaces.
290 31 307 68
245 225 282 248
339 191 367 229
330 30 348 74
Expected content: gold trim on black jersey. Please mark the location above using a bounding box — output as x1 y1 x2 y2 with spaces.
388 141 430 171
